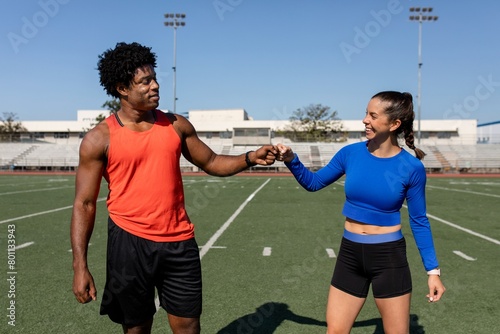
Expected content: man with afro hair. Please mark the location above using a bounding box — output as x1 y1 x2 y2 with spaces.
71 42 277 334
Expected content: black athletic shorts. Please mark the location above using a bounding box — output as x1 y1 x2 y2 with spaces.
331 230 412 299
100 218 202 326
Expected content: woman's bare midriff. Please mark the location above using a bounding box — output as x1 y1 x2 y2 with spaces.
344 217 401 234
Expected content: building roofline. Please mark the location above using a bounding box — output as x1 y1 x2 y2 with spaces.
478 120 500 127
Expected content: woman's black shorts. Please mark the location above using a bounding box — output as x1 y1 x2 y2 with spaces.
331 230 412 299
100 218 202 326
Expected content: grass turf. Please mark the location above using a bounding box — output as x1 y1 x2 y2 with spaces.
0 174 499 333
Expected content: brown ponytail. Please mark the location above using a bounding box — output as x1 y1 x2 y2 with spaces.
372 91 426 160
403 123 426 160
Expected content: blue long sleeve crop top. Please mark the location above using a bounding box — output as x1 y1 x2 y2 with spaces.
285 141 439 271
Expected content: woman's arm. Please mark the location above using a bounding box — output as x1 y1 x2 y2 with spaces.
406 165 446 302
277 144 344 191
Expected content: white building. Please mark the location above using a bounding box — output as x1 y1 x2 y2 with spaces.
477 121 500 144
16 109 479 146
2 109 499 173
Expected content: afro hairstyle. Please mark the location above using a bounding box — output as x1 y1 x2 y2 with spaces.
97 42 157 98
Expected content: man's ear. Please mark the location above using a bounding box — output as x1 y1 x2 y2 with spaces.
390 119 402 132
116 83 128 97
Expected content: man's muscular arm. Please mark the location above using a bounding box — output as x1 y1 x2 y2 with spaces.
169 114 276 176
70 123 108 303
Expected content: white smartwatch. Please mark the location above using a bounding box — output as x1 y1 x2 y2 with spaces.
427 268 441 276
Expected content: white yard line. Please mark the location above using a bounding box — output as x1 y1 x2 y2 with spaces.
338 180 500 245
344 180 500 247
326 248 336 258
156 178 271 310
427 185 500 199
400 204 500 246
199 178 271 259
262 247 272 256
0 186 73 196
0 197 107 225
200 246 226 249
426 211 500 246
453 250 477 261
15 242 34 250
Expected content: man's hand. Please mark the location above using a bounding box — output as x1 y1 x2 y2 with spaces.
73 268 97 304
252 145 278 166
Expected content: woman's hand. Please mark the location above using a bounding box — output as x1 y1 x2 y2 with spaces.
427 275 446 302
275 143 294 163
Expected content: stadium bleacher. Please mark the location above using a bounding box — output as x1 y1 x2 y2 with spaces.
0 143 80 170
1 142 500 173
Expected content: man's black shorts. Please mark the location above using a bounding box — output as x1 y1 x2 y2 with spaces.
100 218 202 326
331 235 412 299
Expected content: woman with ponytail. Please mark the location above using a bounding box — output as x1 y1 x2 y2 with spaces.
276 91 445 334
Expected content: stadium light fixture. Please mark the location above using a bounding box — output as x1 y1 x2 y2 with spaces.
409 7 438 145
164 13 186 114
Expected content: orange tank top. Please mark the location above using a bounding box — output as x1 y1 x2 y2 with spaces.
104 110 194 242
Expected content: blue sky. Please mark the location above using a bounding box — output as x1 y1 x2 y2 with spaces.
1 0 499 124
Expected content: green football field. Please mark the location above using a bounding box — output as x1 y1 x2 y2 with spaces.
0 173 499 333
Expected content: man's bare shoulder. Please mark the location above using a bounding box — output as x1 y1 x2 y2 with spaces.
80 120 109 158
164 112 195 137
164 112 188 125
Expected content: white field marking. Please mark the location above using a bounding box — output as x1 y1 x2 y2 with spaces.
183 179 220 185
15 242 34 250
263 247 272 256
326 248 336 258
426 212 500 246
182 178 243 185
156 179 271 310
199 179 271 259
337 181 500 246
0 197 107 225
448 181 500 186
0 186 73 196
453 250 477 261
0 180 68 188
426 185 500 199
197 246 226 249
402 204 500 246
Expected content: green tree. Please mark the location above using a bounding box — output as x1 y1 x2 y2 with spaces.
81 99 117 134
102 98 120 113
282 104 345 142
91 113 106 127
0 112 27 142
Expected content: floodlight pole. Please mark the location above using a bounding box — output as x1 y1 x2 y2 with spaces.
409 8 438 145
164 13 186 114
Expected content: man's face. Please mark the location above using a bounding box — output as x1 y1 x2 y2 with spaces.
123 64 160 111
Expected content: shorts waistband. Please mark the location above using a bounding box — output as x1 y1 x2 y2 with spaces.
343 229 403 244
